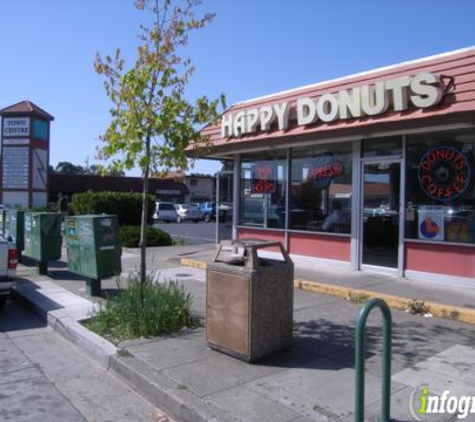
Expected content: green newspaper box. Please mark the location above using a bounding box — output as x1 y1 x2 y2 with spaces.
4 210 25 254
65 215 121 296
24 212 63 274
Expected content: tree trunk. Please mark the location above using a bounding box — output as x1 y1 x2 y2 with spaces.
139 136 151 305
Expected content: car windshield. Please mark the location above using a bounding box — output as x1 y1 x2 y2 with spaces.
160 204 175 210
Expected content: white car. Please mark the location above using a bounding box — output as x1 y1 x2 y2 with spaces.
175 204 201 223
153 202 178 223
0 239 18 309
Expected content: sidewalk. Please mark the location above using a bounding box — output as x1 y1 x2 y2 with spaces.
12 254 475 422
181 248 475 324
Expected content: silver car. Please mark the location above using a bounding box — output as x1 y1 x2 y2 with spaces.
175 204 201 223
153 202 178 223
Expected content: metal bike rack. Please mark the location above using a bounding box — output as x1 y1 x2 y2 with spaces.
354 298 392 422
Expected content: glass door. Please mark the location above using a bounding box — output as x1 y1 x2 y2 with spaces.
361 162 401 269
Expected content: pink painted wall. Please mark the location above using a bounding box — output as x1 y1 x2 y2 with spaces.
288 232 351 261
237 229 475 279
237 227 351 261
405 241 475 278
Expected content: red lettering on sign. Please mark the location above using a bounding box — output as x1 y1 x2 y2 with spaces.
251 163 276 194
308 161 343 181
421 175 431 185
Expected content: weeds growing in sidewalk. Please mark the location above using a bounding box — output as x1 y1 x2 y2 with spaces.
85 270 195 341
348 291 370 304
407 299 429 315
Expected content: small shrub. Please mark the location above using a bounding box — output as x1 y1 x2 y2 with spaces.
120 225 172 248
85 271 194 340
29 204 58 212
70 191 155 226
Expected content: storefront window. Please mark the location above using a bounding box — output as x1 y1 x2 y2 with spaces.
405 128 475 244
240 151 287 228
362 136 402 157
289 142 352 233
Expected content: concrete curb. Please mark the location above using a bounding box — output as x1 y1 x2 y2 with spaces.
110 355 236 422
12 281 235 422
181 258 475 326
181 258 208 270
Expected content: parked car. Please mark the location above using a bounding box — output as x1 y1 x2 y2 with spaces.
199 202 229 223
0 239 18 310
175 204 201 223
153 202 178 223
199 202 215 223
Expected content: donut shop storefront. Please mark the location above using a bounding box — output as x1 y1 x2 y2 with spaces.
196 47 475 287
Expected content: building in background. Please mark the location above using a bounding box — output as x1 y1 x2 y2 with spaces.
185 174 215 203
159 170 215 204
49 173 188 203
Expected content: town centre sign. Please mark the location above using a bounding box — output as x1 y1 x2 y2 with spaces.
221 72 445 138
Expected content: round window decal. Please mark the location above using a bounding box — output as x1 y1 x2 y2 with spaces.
418 146 471 201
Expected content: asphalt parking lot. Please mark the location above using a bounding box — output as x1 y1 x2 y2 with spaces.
153 221 233 245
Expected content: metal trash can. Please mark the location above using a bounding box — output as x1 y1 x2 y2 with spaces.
206 239 293 362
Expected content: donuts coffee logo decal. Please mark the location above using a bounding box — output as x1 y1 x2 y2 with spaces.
251 162 276 194
418 146 471 201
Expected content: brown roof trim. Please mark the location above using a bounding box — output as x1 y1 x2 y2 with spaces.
1 101 54 121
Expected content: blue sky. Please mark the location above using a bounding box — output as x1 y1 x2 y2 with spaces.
1 0 474 176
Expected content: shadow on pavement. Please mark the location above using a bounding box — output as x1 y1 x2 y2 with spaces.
0 300 47 332
13 277 65 314
291 316 475 374
253 345 347 371
47 269 87 282
292 318 362 368
19 256 68 269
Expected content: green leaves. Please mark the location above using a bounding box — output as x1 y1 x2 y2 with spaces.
95 0 225 176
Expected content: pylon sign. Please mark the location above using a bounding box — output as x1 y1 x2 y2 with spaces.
0 101 54 208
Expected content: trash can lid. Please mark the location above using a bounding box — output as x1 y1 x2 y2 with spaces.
214 238 292 268
224 238 283 250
